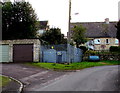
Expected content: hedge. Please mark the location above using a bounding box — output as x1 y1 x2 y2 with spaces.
79 46 88 53
109 46 120 53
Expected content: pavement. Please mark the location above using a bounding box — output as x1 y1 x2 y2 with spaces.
0 63 68 92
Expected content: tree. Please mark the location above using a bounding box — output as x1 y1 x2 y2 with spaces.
115 20 120 46
2 1 38 40
72 25 87 48
40 28 67 45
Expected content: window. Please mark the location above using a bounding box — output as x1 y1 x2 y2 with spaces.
106 39 109 44
94 39 101 44
115 39 119 44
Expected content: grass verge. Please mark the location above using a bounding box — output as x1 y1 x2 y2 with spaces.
0 76 11 87
26 61 120 71
100 60 120 65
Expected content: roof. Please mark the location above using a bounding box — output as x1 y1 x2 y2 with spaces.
70 22 117 38
39 21 48 29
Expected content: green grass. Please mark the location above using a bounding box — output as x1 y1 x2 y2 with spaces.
100 60 120 65
26 61 120 71
0 76 11 87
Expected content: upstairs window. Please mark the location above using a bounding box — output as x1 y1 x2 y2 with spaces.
94 39 101 44
106 39 109 44
115 39 119 44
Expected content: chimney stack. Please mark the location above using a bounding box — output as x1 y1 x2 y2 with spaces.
105 18 109 24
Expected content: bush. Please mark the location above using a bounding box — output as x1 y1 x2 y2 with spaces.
109 46 120 53
79 46 88 53
85 50 97 55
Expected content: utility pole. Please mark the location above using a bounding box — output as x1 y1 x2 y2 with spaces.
68 0 71 43
67 0 71 63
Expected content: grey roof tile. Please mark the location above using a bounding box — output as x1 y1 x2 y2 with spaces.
71 22 117 38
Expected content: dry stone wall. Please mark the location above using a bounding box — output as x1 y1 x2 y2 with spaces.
83 54 120 61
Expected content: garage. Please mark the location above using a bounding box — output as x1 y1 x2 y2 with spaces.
13 44 33 62
0 45 9 62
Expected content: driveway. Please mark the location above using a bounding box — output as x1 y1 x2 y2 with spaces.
0 63 68 91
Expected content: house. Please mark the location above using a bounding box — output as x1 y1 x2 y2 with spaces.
37 21 49 36
70 18 119 51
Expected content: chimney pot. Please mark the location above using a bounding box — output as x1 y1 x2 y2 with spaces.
105 18 109 24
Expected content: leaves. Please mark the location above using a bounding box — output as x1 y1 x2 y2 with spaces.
72 25 87 47
40 28 67 45
115 20 120 40
2 1 38 40
115 20 120 45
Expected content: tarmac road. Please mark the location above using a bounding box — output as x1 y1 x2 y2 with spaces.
0 63 68 91
37 65 120 91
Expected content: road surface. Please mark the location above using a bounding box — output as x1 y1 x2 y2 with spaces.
0 63 68 91
36 65 119 91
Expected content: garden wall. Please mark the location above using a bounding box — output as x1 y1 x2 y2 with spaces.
83 54 120 61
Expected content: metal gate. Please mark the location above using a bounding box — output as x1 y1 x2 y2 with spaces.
41 44 83 63
57 51 67 63
74 48 83 62
0 45 9 62
43 49 57 63
13 44 33 62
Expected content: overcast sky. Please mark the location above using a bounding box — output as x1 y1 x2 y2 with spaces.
12 0 120 35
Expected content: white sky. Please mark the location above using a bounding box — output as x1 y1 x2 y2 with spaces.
12 0 120 36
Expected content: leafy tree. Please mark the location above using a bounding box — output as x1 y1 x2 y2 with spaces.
40 28 67 45
72 25 87 48
115 20 120 46
2 1 38 40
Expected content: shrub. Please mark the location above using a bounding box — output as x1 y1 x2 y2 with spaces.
79 46 88 53
85 50 97 55
109 46 120 53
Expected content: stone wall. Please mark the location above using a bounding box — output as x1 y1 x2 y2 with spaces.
0 39 41 62
83 54 120 61
98 54 120 61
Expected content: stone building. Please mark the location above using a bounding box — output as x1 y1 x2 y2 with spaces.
70 19 119 51
0 39 40 62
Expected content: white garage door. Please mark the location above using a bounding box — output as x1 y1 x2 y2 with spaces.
0 45 9 62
